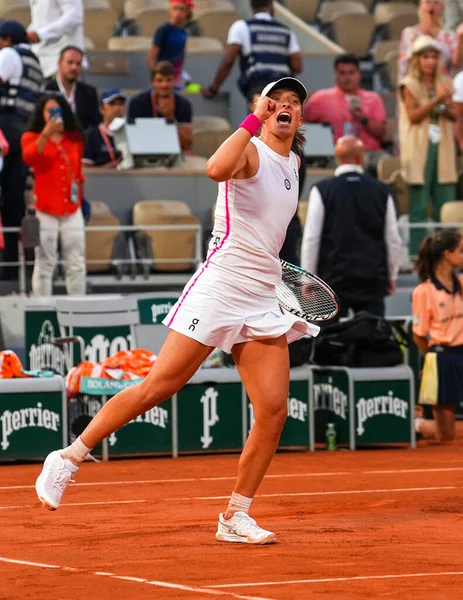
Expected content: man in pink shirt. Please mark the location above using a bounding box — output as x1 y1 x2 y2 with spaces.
304 54 388 173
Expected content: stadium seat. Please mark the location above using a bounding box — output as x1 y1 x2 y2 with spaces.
192 129 232 158
133 201 200 271
85 37 95 50
83 0 110 8
0 0 30 25
133 200 192 217
331 13 375 57
107 36 152 50
88 56 130 75
84 7 118 49
131 8 167 37
123 0 165 18
195 5 240 46
349 0 374 12
374 2 418 26
86 202 123 273
186 36 224 53
298 201 308 228
319 1 367 27
372 40 400 64
287 0 320 23
440 202 463 230
385 50 399 89
192 115 231 131
387 13 418 40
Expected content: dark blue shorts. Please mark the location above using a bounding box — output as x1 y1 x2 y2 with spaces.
430 345 463 406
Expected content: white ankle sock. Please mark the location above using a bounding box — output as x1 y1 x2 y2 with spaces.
61 436 92 464
226 491 253 517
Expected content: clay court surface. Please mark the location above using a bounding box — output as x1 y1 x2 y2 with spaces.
2 438 463 600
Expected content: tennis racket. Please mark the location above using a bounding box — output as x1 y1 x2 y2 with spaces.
276 261 339 322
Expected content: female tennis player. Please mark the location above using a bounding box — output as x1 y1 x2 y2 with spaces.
36 77 319 545
413 228 463 442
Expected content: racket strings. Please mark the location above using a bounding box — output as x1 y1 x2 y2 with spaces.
277 267 338 321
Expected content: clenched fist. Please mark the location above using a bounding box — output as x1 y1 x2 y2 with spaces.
253 96 276 122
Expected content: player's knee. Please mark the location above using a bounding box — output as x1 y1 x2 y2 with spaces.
137 381 169 411
256 401 288 431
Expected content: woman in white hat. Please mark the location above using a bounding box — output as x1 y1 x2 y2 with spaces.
399 35 457 256
399 0 463 81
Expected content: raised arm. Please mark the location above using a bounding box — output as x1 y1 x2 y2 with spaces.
206 96 275 182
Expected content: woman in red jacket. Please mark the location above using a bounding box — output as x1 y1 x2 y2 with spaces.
22 93 86 296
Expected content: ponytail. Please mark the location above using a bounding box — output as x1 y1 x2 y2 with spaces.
291 127 306 155
415 229 462 282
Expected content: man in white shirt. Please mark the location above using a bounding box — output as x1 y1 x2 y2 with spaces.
0 20 43 280
203 0 301 101
27 0 85 80
301 136 402 318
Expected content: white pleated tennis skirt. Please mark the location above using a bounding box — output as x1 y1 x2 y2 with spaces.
163 264 320 352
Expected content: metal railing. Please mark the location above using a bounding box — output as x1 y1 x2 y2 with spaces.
0 223 204 295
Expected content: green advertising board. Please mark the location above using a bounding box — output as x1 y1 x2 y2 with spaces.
353 378 413 446
177 381 243 453
246 377 312 449
137 297 178 325
108 399 172 456
0 378 67 461
25 308 70 376
312 369 351 447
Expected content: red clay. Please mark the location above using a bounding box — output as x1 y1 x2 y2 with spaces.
2 432 463 599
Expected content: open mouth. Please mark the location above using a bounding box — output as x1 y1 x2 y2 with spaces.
277 112 292 124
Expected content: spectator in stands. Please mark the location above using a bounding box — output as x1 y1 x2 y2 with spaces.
398 36 457 256
185 1 201 37
45 46 100 131
147 0 190 87
27 0 86 81
399 0 463 81
304 54 387 175
203 0 302 102
21 93 86 296
301 136 401 319
128 61 193 151
83 88 126 168
0 20 43 281
413 229 463 443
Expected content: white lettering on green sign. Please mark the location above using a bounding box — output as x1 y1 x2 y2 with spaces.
313 380 348 420
200 387 219 449
84 334 133 363
248 396 307 433
151 302 174 323
108 406 169 446
29 320 70 375
1 402 60 450
356 391 408 436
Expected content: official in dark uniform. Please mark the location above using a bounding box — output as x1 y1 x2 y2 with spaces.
0 20 43 279
203 0 302 101
301 136 402 318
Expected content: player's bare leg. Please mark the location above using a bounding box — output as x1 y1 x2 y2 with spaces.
36 331 213 509
216 335 289 544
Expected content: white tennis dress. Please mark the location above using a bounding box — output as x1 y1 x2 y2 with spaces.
163 137 320 351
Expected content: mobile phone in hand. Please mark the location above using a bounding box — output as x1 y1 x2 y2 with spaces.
49 107 63 121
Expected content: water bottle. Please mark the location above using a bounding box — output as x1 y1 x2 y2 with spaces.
326 423 337 451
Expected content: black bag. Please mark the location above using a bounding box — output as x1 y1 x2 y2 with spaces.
311 311 408 368
20 209 40 249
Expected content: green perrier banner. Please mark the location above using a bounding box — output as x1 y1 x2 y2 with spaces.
313 369 350 446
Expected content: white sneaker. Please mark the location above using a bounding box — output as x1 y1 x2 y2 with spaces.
35 450 79 511
216 511 276 544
